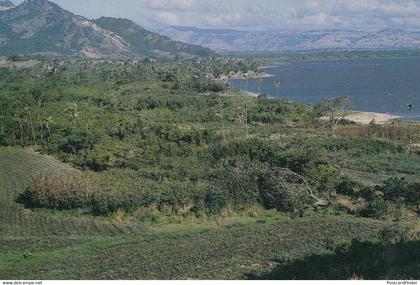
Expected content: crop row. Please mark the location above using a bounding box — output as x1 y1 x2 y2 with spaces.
0 217 385 279
0 148 142 239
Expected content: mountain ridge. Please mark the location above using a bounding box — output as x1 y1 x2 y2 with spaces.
159 26 420 53
0 0 215 58
0 0 14 10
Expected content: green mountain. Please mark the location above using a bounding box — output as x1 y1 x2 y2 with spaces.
0 0 215 58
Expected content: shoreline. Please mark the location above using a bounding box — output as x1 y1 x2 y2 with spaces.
217 71 275 82
240 90 401 125
243 91 260 97
344 111 400 125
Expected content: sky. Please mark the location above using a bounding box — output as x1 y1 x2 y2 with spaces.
12 0 420 31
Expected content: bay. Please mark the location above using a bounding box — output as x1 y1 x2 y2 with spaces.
230 57 420 121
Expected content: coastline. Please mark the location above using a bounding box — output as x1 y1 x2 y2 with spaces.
344 111 400 125
240 90 401 124
217 70 275 82
243 91 260 97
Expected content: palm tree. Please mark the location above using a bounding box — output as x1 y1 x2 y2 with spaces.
236 105 249 137
65 105 81 126
14 112 25 146
407 104 415 121
0 115 4 136
23 107 37 143
407 104 416 153
44 116 53 138
275 79 281 97
257 76 264 95
216 100 226 142
245 105 249 137
40 116 53 141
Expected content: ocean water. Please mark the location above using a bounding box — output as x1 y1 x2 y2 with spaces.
230 57 420 121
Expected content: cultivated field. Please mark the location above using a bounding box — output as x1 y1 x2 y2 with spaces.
0 147 401 280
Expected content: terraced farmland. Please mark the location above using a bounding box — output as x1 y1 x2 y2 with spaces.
0 147 141 238
0 147 404 279
0 147 73 208
0 217 386 279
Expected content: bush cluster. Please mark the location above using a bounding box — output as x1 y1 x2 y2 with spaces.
20 165 318 216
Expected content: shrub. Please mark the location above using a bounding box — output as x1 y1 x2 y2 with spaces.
360 198 388 219
304 163 341 194
258 168 315 213
209 164 260 209
377 177 420 207
205 188 229 215
358 186 377 200
19 171 155 215
19 171 97 210
336 176 362 196
379 225 411 243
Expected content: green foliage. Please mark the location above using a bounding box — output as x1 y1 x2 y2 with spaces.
379 224 412 243
251 239 420 280
258 168 314 212
336 176 363 196
361 198 388 219
0 58 418 219
304 164 341 194
376 177 420 207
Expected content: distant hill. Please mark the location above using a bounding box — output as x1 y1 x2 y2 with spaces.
93 17 216 58
0 0 215 58
159 26 420 53
0 0 14 11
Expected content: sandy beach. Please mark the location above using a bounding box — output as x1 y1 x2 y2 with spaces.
344 111 400 125
243 91 260 97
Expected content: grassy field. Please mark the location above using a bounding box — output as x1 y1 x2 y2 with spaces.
0 147 398 280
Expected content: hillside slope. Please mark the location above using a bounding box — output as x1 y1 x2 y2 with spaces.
94 17 216 58
0 147 139 237
159 26 420 52
0 0 214 58
0 0 14 11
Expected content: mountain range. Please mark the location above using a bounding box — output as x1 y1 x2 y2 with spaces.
0 0 14 10
159 26 420 53
0 0 215 58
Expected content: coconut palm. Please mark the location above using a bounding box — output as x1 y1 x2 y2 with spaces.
407 104 416 153
0 115 4 136
275 79 281 97
14 111 25 146
23 107 37 143
40 116 53 140
65 105 81 126
257 76 264 95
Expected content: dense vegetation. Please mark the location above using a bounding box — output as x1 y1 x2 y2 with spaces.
0 56 419 279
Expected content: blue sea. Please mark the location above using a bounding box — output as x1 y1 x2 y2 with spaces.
230 57 420 121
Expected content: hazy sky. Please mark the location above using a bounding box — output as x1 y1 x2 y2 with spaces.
12 0 420 31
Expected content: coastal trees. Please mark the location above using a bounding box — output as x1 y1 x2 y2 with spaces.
407 104 416 153
315 96 350 130
274 79 281 97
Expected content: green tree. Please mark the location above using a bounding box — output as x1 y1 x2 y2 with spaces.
274 79 281 97
315 97 350 130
